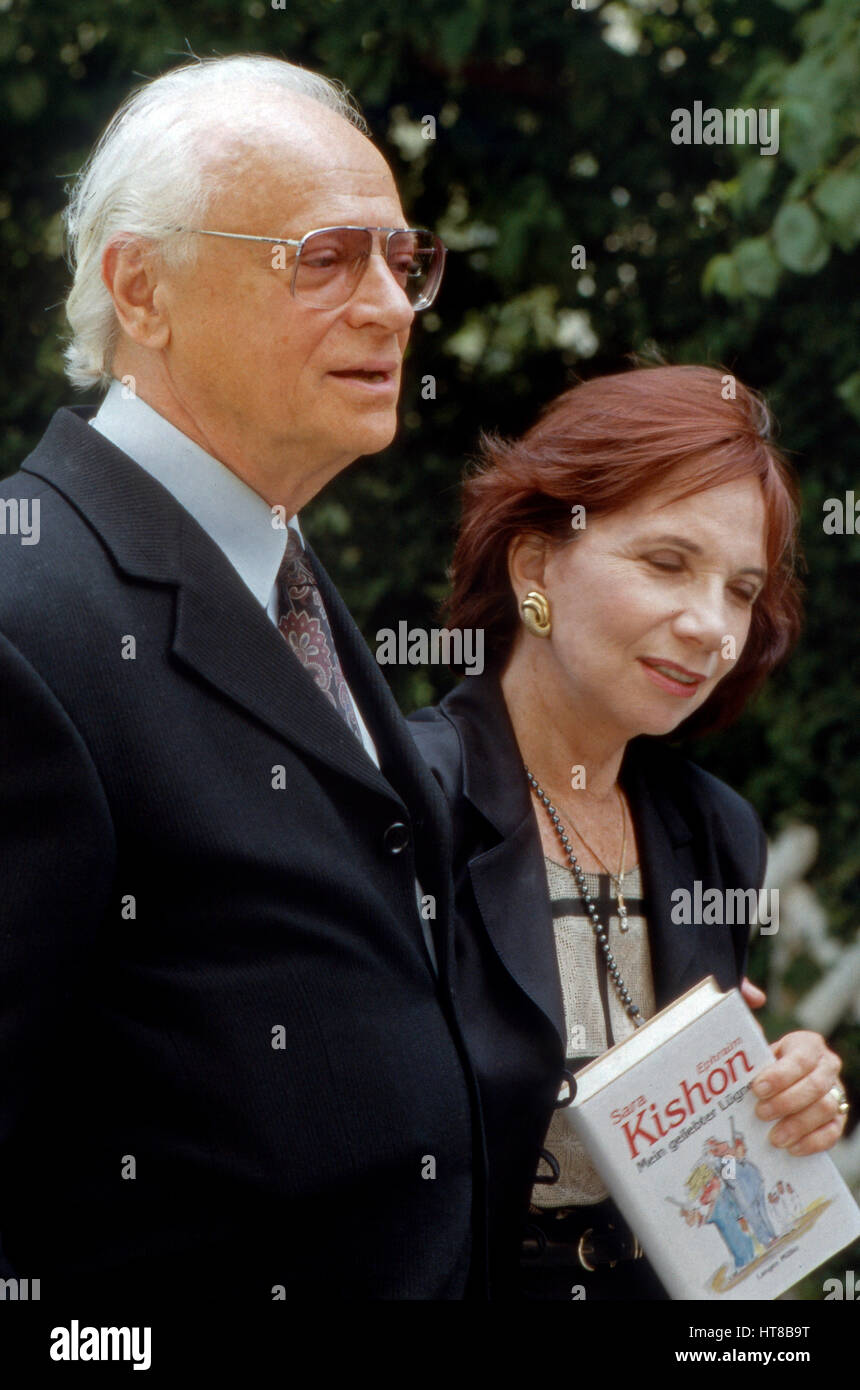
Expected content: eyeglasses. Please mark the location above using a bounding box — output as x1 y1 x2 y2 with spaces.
177 225 446 310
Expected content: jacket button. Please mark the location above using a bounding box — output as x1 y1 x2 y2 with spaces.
383 822 411 855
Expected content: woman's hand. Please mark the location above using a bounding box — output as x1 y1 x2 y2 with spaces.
751 1031 847 1155
741 977 767 1010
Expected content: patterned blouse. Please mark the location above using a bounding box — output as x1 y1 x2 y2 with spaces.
530 857 657 1209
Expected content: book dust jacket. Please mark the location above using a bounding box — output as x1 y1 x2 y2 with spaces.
569 980 860 1300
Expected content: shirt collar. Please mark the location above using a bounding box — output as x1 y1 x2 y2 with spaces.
89 379 301 609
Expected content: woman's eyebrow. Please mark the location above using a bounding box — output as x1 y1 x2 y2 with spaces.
641 531 701 552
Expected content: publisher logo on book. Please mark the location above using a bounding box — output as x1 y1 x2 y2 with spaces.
670 883 779 935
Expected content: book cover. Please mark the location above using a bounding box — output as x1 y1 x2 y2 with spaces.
567 977 860 1300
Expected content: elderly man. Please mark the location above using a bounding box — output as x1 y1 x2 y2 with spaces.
0 55 483 1304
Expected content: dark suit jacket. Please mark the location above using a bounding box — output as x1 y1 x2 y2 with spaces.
409 669 767 1297
0 407 485 1303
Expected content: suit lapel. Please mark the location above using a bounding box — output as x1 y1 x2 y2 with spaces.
442 673 567 1046
170 556 389 796
311 548 456 973
620 740 733 1007
21 408 394 798
468 814 567 1046
311 544 441 809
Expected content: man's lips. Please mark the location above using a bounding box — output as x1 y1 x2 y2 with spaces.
639 657 709 695
328 362 400 383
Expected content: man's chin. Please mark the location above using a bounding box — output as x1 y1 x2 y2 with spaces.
347 416 399 458
318 425 398 482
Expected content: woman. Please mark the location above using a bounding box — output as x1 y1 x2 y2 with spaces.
409 364 848 1300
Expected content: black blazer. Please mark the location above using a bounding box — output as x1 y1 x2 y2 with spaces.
0 407 485 1303
409 669 767 1296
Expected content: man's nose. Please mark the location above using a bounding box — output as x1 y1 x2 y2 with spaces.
346 247 415 330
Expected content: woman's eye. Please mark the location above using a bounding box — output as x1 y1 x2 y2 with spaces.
732 587 757 604
647 555 683 572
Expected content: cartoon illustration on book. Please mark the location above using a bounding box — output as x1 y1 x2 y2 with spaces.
706 1127 779 1248
666 1117 832 1293
670 1164 755 1271
769 1179 804 1234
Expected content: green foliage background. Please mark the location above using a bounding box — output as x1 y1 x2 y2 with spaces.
1 0 857 1296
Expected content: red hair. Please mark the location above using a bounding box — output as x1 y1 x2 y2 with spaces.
445 363 803 735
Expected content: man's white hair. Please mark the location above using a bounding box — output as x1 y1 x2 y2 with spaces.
63 54 368 391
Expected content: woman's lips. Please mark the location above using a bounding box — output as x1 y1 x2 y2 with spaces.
638 658 706 698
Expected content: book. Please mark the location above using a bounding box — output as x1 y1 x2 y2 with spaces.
567 976 860 1300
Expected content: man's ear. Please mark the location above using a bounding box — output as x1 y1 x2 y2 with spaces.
507 533 550 598
102 237 171 351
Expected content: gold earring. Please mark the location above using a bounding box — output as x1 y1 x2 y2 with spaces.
521 590 551 638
